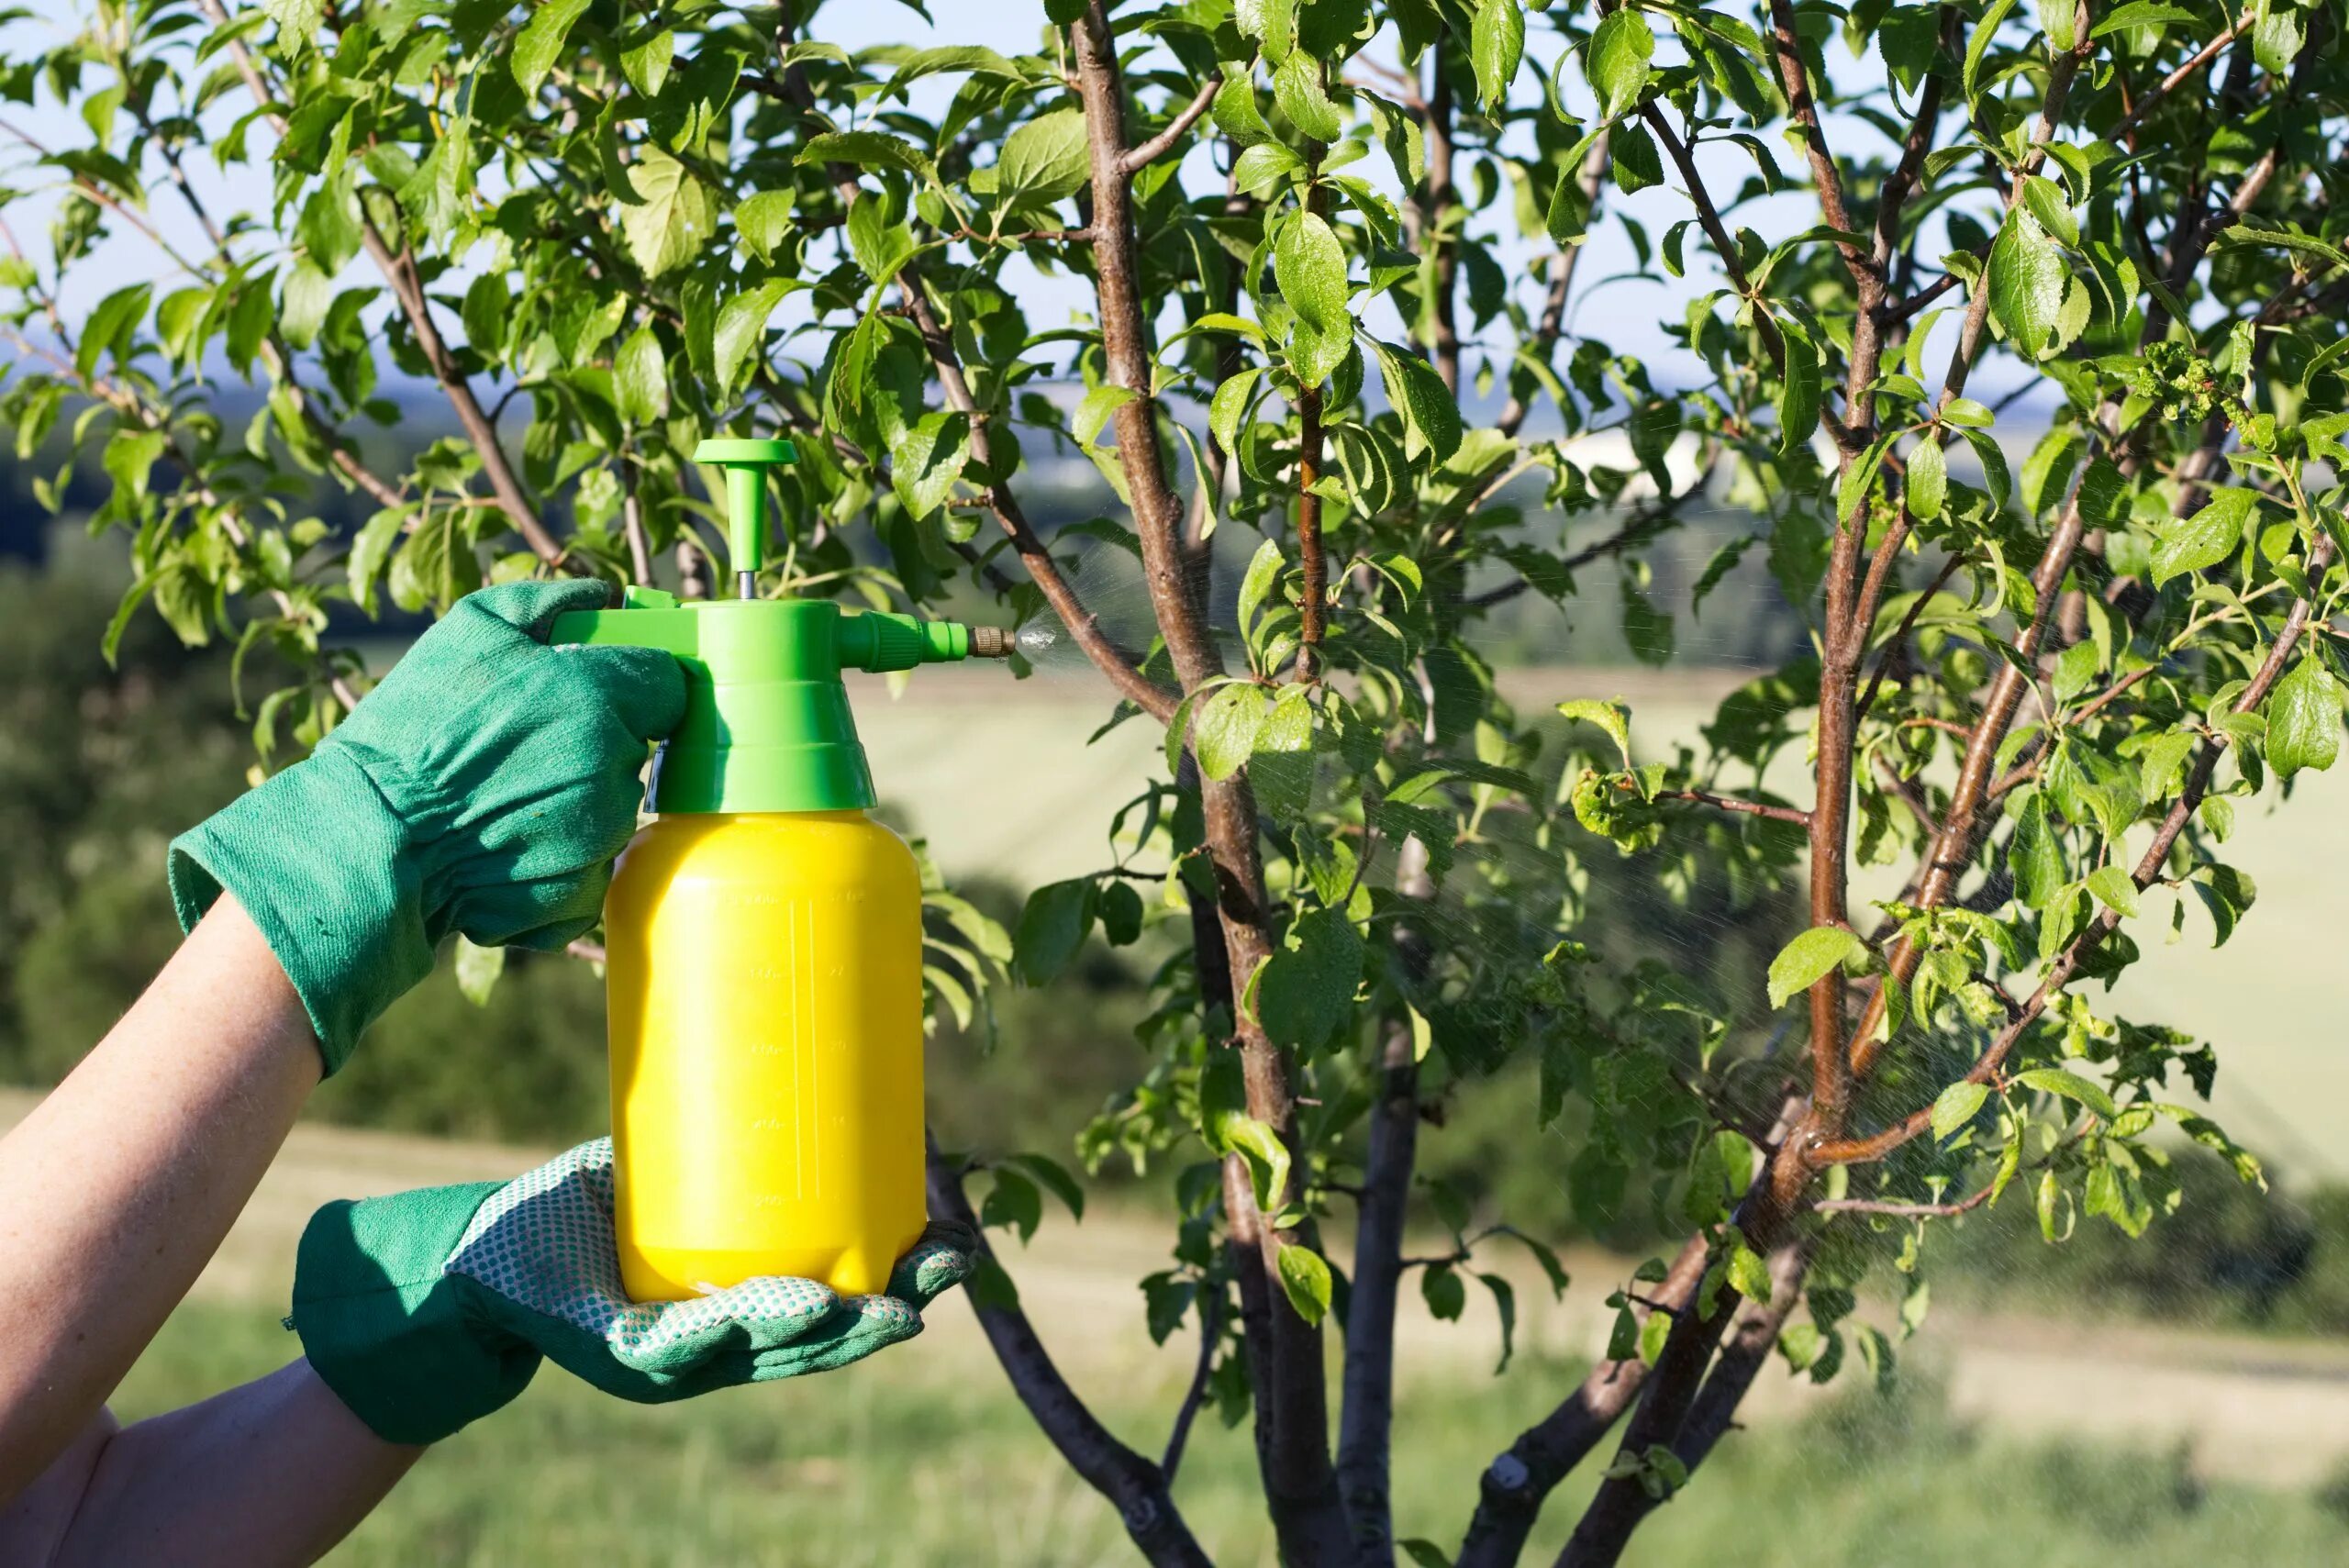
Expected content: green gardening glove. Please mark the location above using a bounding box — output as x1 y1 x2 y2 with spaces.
169 579 686 1073
290 1138 975 1445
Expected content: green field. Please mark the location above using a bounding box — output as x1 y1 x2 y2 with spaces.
115 1298 2347 1568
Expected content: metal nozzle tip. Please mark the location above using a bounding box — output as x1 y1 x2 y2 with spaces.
970 626 1015 658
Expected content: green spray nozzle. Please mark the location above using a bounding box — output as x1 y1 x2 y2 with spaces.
550 590 1010 814
695 437 797 598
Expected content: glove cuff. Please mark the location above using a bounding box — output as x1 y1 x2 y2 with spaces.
292 1184 541 1446
168 748 430 1075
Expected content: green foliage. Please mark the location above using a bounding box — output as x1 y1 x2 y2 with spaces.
12 0 2349 1552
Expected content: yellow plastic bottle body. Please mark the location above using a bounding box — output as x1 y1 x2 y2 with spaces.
604 810 927 1300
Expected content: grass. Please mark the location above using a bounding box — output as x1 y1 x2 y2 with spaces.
117 1300 2346 1567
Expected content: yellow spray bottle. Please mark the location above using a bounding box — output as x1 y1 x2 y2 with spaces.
551 438 1012 1300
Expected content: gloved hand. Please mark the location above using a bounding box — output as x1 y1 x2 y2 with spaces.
169 579 686 1073
290 1139 975 1445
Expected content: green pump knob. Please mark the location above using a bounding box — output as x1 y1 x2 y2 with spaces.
695 437 797 598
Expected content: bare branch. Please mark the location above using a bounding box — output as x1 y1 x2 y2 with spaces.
927 1142 1211 1567
1161 1286 1222 1484
1454 1235 1709 1568
1638 105 1785 371
1339 840 1431 1561
1122 72 1224 173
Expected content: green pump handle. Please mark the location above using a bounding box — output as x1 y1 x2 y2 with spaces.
694 436 796 598
545 436 1012 815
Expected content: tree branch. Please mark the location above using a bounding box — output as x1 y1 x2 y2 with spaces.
1161 1285 1222 1484
1338 839 1432 1562
1122 72 1223 173
1074 10 1347 1560
1454 1235 1709 1568
1639 105 1784 370
927 1143 1212 1567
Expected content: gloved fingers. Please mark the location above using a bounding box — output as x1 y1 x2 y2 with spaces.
461 577 621 640
884 1220 980 1307
562 642 690 743
450 862 612 951
605 1274 848 1373
748 1294 926 1384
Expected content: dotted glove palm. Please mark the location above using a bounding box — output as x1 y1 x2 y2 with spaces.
169 580 686 1073
290 1139 975 1445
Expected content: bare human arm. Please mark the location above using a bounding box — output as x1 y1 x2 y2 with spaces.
0 896 422 1566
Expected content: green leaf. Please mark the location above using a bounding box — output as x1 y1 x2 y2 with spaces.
1275 211 1349 339
453 937 507 1006
1211 368 1262 456
1906 435 1946 520
1422 1262 1467 1320
889 410 972 520
1368 338 1462 462
1220 1114 1292 1212
2015 1066 2118 1121
1098 878 1145 946
2086 863 2141 917
77 282 151 380
2266 650 2341 779
1013 878 1097 985
713 280 793 393
1932 1080 1989 1142
1987 206 2065 361
1399 1540 1455 1568
1585 10 1653 121
1726 1240 1772 1302
1942 397 1996 428
1775 319 1820 455
2151 487 2257 586
1197 682 1268 780
615 327 668 424
511 0 592 95
999 108 1092 202
1236 0 1300 62
734 192 796 263
1766 925 1868 1009
620 28 674 97
297 172 362 276
2088 0 2199 36
1256 906 1364 1051
1555 696 1633 769
1002 1151 1087 1222
620 148 715 278
1472 0 1525 112
1232 142 1306 199
1238 538 1285 638
1073 383 1136 448
2010 789 2064 909
797 131 931 174
982 1167 1043 1242
2021 174 2077 250
1272 53 1342 142
1964 0 2021 98
1212 74 1274 146
1277 1242 1334 1327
